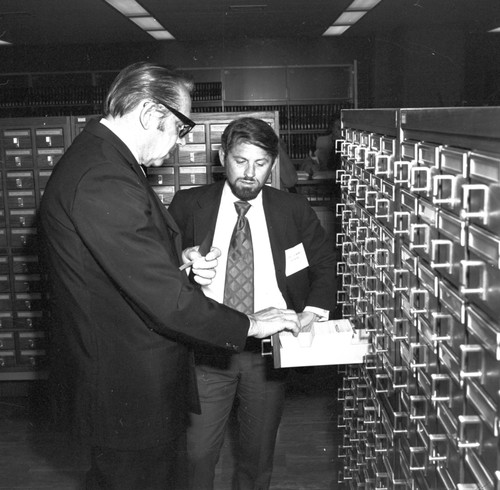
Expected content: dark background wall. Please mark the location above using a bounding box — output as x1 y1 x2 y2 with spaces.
0 30 498 108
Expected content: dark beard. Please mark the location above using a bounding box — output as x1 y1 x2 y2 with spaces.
227 179 261 201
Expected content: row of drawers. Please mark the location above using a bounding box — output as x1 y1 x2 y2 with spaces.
1 123 230 168
339 365 499 489
338 184 500 321
337 138 500 488
338 136 500 237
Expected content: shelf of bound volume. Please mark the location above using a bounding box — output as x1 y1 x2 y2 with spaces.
335 106 500 490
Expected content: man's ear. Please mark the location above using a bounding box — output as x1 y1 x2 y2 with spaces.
139 101 156 130
218 148 226 167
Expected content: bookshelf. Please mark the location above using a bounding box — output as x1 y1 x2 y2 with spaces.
0 64 356 160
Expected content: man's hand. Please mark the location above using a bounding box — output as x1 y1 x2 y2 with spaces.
247 307 300 338
180 246 221 286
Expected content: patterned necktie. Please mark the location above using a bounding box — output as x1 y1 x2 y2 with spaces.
223 200 254 314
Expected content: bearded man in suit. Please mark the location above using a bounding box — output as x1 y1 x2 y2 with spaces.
169 117 337 490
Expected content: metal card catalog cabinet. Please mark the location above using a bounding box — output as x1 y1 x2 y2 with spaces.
0 117 72 380
337 107 500 490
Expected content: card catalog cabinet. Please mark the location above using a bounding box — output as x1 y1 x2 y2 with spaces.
0 117 72 380
0 111 280 380
336 107 500 489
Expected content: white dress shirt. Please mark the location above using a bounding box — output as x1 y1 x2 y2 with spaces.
202 182 328 320
202 182 286 312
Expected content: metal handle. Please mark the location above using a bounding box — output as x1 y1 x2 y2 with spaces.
365 150 379 170
394 269 409 292
393 211 410 235
410 223 429 252
375 154 392 176
460 260 487 298
433 174 459 205
393 160 414 185
355 183 366 202
261 338 273 357
462 183 489 224
460 344 485 382
410 166 431 193
457 415 483 450
375 198 390 219
430 239 453 272
365 190 378 209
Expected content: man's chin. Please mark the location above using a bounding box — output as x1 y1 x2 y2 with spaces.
232 186 260 200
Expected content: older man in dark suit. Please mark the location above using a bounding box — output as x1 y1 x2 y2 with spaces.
169 117 337 490
38 63 299 490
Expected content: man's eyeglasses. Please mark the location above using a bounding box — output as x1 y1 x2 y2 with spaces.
162 103 196 139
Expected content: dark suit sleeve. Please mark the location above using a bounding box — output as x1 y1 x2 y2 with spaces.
71 163 248 351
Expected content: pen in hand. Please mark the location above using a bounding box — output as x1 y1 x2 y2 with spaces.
179 260 195 271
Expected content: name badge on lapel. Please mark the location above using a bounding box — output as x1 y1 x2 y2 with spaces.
285 243 309 277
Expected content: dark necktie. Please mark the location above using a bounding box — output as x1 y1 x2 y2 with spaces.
223 200 254 314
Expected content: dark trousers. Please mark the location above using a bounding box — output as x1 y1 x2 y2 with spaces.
86 432 187 490
187 350 286 490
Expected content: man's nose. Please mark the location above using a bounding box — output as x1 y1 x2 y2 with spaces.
244 163 256 178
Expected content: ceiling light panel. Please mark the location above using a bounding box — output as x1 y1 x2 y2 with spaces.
129 16 163 30
104 0 149 16
148 30 175 40
347 0 381 9
323 25 351 36
334 11 367 25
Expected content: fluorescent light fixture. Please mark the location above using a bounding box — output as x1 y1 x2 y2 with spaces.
489 27 500 33
147 30 175 40
323 25 351 36
129 16 163 30
347 0 381 10
0 40 12 46
104 0 148 16
103 0 175 40
334 11 367 25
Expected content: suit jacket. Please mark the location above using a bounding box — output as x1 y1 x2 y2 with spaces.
38 119 249 450
169 181 337 315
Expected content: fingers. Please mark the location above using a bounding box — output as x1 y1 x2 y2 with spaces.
248 308 300 338
283 319 300 337
191 267 216 280
205 247 222 261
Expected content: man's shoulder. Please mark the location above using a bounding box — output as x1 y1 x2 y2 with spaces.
170 182 221 210
176 182 221 199
264 185 310 206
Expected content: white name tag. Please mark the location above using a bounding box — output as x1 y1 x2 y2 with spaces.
285 243 309 277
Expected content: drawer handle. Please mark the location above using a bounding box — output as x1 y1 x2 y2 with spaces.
462 183 489 224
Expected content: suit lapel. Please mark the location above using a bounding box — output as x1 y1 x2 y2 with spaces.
132 164 183 263
262 187 289 295
194 183 224 255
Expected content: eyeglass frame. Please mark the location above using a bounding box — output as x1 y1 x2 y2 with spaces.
160 103 196 139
